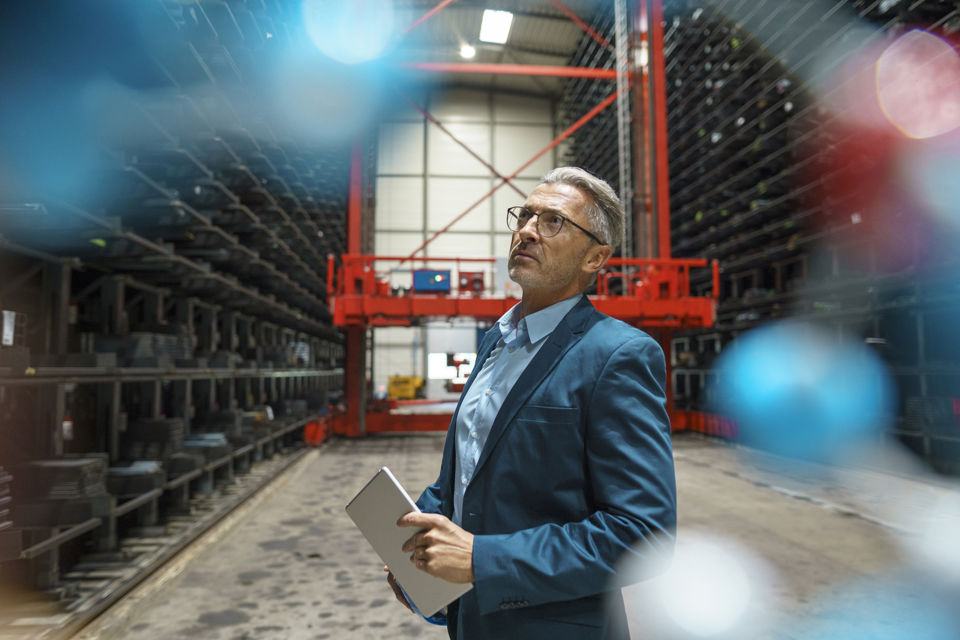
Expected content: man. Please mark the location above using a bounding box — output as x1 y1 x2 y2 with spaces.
389 167 677 639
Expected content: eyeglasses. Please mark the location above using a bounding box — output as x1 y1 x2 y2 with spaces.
506 207 606 245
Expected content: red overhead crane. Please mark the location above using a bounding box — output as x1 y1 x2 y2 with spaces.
327 253 719 436
328 254 718 329
329 0 732 439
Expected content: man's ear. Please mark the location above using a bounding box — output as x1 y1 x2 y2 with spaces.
582 243 612 275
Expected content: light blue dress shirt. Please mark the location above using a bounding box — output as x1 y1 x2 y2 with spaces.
452 294 583 525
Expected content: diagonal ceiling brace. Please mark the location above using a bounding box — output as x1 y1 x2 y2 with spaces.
398 89 620 266
404 0 458 35
403 94 526 200
546 0 612 49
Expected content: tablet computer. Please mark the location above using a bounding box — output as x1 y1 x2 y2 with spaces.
345 467 473 617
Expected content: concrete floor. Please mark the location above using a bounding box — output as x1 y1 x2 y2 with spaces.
73 433 955 639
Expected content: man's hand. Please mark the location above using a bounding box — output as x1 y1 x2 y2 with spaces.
384 566 414 613
398 512 475 584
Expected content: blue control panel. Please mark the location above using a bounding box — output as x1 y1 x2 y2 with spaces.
413 269 452 293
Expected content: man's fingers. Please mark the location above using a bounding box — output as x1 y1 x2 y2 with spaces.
396 511 444 528
401 531 422 553
385 569 413 613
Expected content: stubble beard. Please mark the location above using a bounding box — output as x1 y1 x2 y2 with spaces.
508 248 586 295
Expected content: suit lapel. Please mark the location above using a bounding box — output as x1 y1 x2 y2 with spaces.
471 296 596 479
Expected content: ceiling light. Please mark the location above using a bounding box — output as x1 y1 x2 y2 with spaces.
479 9 513 44
460 44 476 59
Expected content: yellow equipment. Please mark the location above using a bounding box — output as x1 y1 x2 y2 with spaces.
388 376 424 400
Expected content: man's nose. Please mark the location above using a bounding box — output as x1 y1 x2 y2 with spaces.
517 215 540 241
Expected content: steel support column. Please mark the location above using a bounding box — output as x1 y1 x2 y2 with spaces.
42 263 71 355
634 2 653 258
343 141 367 437
649 0 671 258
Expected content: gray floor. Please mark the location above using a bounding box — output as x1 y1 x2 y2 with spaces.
74 433 957 639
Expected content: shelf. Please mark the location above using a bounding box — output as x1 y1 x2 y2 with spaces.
0 366 344 386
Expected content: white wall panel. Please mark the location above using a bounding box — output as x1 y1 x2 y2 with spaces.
373 344 419 391
384 91 429 122
493 232 515 259
493 124 555 179
375 327 417 345
426 177 492 232
493 94 552 124
429 88 490 122
371 87 559 400
376 176 423 231
427 123 492 176
375 231 423 258
427 232 493 259
378 121 424 175
424 323 479 399
492 177 541 224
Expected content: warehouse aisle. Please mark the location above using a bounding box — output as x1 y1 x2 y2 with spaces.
76 436 449 640
76 433 947 639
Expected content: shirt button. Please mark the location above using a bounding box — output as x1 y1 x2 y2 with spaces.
461 475 468 485
470 431 478 439
485 388 493 395
508 346 515 352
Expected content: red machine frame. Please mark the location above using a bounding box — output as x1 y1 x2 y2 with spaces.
330 0 732 439
328 254 718 329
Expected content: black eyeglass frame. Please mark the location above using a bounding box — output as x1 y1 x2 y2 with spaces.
506 206 606 245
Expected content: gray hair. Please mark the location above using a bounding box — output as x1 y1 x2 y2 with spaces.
540 166 624 248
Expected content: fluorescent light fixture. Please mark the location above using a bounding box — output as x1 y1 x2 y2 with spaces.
479 9 513 44
460 43 476 59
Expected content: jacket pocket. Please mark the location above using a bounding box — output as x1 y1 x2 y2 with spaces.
516 404 579 425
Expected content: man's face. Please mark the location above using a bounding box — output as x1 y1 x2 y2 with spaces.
508 182 600 301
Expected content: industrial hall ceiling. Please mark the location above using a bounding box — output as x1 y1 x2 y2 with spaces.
393 0 610 96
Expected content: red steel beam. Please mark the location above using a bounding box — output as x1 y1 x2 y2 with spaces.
348 140 363 254
366 411 453 433
635 2 653 258
404 0 458 35
399 89 620 265
650 0 671 258
401 62 618 78
405 95 526 200
343 142 366 437
671 410 738 438
547 0 612 50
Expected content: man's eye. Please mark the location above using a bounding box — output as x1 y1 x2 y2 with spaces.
543 214 563 226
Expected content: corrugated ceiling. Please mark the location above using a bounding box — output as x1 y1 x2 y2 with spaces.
393 1 610 96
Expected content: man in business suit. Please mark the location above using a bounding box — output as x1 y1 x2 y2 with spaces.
389 167 677 639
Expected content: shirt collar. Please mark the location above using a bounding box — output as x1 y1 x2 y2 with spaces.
496 294 583 346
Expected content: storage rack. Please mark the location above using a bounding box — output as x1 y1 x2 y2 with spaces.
0 0 346 628
557 9 627 252
661 0 960 473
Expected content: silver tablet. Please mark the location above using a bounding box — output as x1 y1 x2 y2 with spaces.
345 467 473 617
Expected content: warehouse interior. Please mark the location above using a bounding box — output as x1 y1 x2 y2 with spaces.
1 0 960 638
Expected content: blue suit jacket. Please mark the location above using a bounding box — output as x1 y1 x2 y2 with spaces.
417 296 677 640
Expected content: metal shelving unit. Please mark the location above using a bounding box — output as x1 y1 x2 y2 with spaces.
557 7 626 256
0 0 347 626
662 0 960 474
